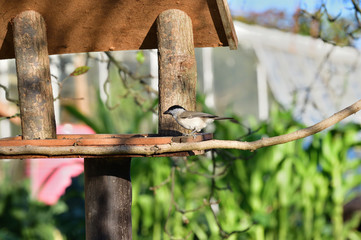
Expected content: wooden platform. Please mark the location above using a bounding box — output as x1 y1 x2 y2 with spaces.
0 133 213 159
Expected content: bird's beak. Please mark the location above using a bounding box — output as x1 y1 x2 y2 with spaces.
163 110 169 115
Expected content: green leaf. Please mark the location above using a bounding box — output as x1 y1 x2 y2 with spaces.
70 66 90 76
136 51 145 64
95 91 117 133
63 105 101 133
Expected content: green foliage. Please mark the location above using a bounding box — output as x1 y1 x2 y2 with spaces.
64 63 156 134
220 108 361 240
64 91 118 133
54 174 85 240
0 180 61 240
0 175 86 240
244 109 361 240
130 104 361 239
2 96 361 239
63 97 361 239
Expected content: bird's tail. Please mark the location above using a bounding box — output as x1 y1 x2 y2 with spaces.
215 117 239 123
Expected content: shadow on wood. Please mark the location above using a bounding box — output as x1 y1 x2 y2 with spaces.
85 158 132 240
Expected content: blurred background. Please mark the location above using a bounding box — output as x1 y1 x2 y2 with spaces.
1 0 361 239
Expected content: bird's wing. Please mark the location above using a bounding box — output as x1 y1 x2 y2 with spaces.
178 111 218 119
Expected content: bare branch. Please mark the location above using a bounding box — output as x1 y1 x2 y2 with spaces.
351 0 361 15
104 52 152 81
149 174 172 193
100 52 157 112
164 167 193 240
0 83 18 104
0 113 20 125
207 151 250 238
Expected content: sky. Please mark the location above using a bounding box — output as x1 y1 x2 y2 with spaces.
228 0 350 17
228 0 361 47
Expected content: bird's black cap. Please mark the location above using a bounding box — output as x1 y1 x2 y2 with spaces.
163 105 185 114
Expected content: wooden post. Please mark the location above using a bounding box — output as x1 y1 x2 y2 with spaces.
157 9 197 136
84 158 132 240
12 11 56 139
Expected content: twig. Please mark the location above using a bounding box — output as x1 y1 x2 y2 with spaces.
300 47 335 115
101 52 157 112
164 167 192 240
149 174 172 193
351 0 361 15
164 167 175 238
104 52 152 81
0 84 18 104
0 113 20 122
208 151 250 238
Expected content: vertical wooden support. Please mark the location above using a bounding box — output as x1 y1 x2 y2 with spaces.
12 10 56 139
157 9 197 136
84 158 132 240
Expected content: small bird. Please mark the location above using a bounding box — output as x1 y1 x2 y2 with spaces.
163 105 234 135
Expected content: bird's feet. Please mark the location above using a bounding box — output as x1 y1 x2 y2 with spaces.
184 130 197 139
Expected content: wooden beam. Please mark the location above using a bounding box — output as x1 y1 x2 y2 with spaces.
157 9 197 136
12 10 56 139
84 158 132 240
216 0 238 50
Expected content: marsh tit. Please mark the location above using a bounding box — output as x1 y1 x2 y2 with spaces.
163 105 234 135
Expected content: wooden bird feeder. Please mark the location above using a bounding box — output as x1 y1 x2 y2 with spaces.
0 0 237 239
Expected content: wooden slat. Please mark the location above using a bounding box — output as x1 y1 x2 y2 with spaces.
0 133 212 147
0 133 212 158
0 150 206 159
216 0 238 50
0 136 172 146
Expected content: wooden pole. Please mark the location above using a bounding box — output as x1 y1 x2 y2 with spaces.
157 9 197 136
84 158 132 240
12 10 56 139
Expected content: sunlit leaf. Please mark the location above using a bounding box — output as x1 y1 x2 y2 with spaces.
136 51 145 64
70 66 90 76
63 105 101 133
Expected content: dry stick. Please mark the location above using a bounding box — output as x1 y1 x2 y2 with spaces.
0 84 18 104
351 0 361 14
1 98 361 156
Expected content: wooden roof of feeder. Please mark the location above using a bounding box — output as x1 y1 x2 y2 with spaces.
0 0 237 59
